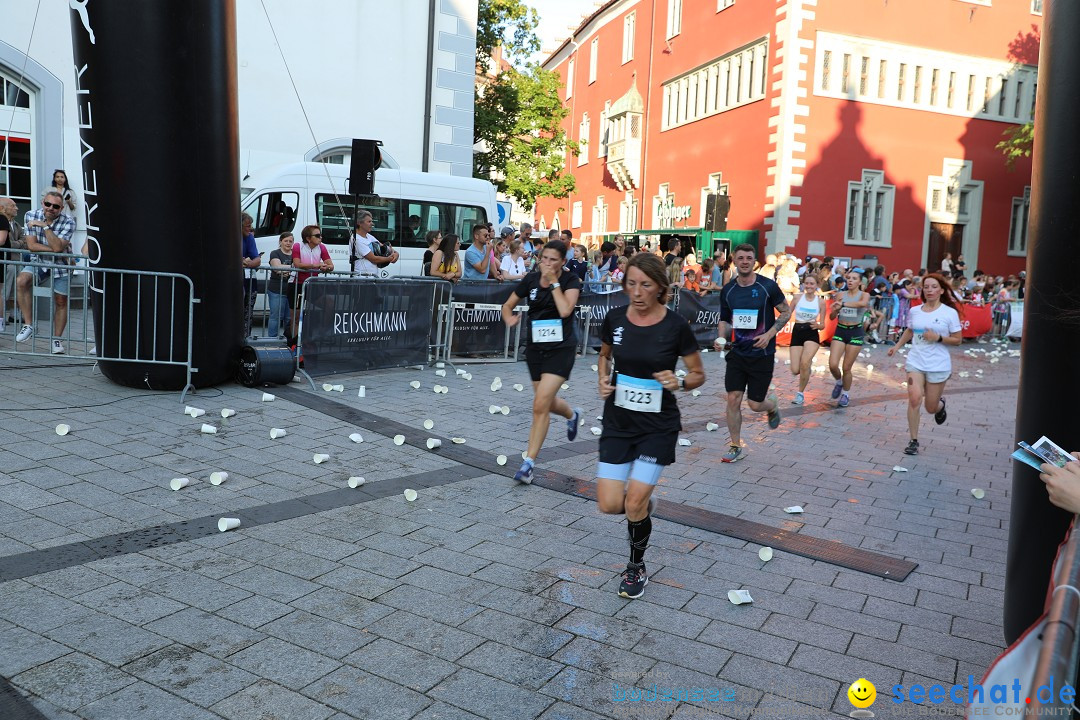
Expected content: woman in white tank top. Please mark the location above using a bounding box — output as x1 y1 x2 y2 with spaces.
788 274 826 405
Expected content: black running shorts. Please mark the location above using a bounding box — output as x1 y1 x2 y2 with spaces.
525 345 576 382
724 352 775 403
789 323 819 347
599 429 680 467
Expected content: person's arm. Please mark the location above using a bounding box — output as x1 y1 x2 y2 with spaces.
0 226 7 247
597 342 615 399
924 325 962 346
319 246 334 272
814 298 826 330
291 246 318 271
753 292 792 348
887 328 914 355
470 245 490 274
1040 455 1080 514
500 291 523 327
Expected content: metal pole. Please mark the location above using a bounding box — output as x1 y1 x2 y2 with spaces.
1005 0 1080 645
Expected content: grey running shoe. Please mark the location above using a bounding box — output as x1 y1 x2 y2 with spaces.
831 379 843 399
721 445 743 463
767 395 782 429
618 563 648 599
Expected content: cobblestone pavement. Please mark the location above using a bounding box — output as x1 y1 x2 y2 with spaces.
0 337 1019 720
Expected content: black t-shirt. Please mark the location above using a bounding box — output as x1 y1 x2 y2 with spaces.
514 269 582 350
0 215 9 250
869 275 889 297
423 249 434 266
664 253 679 266
268 249 292 294
601 306 699 435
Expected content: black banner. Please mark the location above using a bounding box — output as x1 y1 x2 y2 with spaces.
577 285 629 348
300 278 436 376
676 289 723 348
448 281 517 356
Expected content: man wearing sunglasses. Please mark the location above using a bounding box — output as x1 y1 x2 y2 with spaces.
15 191 76 353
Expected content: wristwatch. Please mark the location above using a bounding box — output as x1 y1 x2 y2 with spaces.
551 282 561 289
677 376 685 390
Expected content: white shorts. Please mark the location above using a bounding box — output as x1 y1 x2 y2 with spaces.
907 366 950 384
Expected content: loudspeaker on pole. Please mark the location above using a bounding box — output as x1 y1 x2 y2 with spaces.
348 139 383 196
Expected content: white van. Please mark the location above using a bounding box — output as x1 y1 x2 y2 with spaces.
240 162 496 277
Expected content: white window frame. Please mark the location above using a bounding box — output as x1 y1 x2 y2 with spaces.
718 0 735 10
566 59 574 99
660 38 769 131
597 101 611 159
1031 0 1043 14
1008 186 1031 257
620 193 638 233
844 170 895 248
589 38 599 84
578 113 590 166
572 201 583 229
592 196 608 236
667 0 682 40
623 12 635 64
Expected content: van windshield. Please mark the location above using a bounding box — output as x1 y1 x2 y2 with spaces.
315 193 487 248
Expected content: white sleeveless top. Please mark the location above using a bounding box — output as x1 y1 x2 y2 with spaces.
793 294 820 324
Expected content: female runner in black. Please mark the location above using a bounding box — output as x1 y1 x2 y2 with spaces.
596 253 705 598
501 240 583 484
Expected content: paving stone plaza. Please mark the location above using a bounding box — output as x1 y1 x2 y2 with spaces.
0 340 1018 720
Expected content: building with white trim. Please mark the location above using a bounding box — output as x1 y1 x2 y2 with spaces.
535 0 1040 274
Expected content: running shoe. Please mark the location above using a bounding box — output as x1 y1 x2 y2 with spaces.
903 439 920 455
618 562 648 599
15 325 33 342
934 398 947 425
792 392 804 406
51 340 65 355
831 379 843 399
766 395 782 429
568 408 582 441
514 458 534 484
838 391 850 408
721 445 743 463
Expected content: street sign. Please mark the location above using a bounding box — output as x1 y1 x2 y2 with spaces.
496 201 513 227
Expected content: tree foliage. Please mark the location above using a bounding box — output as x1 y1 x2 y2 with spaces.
474 0 576 212
997 122 1033 171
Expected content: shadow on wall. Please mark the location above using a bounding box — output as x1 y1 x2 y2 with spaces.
791 101 922 272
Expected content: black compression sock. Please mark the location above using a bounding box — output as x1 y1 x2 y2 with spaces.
627 515 652 565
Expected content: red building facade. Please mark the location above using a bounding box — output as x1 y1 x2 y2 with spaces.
534 0 1041 275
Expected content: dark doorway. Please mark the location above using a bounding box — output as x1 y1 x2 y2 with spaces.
928 222 964 273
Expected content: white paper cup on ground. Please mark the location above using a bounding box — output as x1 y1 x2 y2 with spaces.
496 455 507 466
500 406 510 415
218 517 241 532
678 438 692 446
332 384 344 392
393 435 406 445
55 424 70 436
513 384 523 391
561 383 569 390
456 368 467 376
489 405 499 414
971 488 986 499
403 489 418 502
706 422 719 431
169 477 190 491
189 409 205 418
691 390 701 397
184 405 201 417
436 362 445 369
435 369 447 377
261 392 275 402
221 408 236 418
409 380 421 389
758 547 774 562
270 428 287 439
463 372 473 381
426 438 442 450
783 505 805 514
451 437 466 444
590 427 602 436
727 589 754 605
200 424 217 434
358 386 366 398
349 432 364 443
322 383 333 392
423 419 434 430
209 471 229 486
313 453 329 464
348 476 366 488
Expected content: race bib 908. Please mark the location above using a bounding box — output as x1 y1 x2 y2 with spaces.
732 309 758 330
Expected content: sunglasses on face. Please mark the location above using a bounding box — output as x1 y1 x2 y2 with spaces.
310 233 322 238
43 201 62 210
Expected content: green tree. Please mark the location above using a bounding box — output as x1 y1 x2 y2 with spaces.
997 122 1033 171
475 0 576 212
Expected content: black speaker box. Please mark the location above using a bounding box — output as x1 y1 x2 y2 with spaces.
348 139 382 196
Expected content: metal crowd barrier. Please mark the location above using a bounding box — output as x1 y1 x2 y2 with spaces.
0 251 199 400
